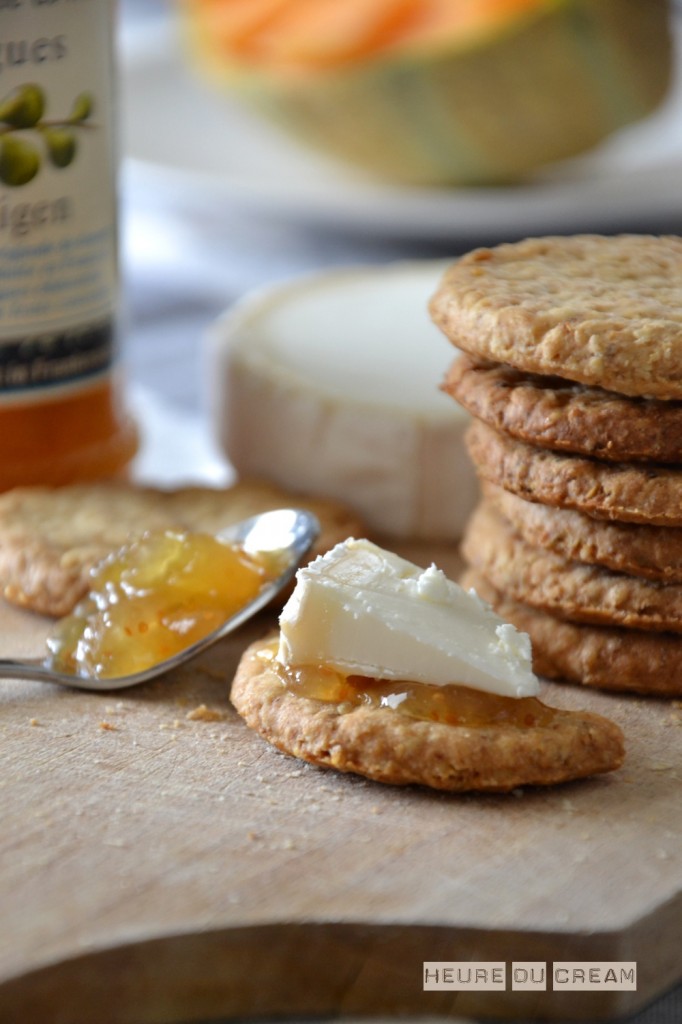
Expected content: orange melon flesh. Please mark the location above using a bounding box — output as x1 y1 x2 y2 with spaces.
247 0 419 69
197 0 292 54
197 0 282 36
394 0 545 51
191 0 547 73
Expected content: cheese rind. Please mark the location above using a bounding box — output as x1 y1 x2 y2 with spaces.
277 538 540 699
206 263 478 540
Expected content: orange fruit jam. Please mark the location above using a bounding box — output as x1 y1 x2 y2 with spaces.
264 642 556 728
47 529 274 679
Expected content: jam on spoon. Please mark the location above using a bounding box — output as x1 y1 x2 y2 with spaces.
47 529 280 680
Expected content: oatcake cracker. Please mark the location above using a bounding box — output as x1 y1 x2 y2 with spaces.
462 503 682 634
464 570 682 697
466 420 682 526
483 482 682 584
443 355 682 463
430 234 682 399
0 485 175 618
230 639 624 791
0 480 364 617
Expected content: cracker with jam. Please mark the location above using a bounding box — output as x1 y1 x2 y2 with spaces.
230 539 624 792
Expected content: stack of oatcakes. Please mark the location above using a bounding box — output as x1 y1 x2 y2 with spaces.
430 234 682 697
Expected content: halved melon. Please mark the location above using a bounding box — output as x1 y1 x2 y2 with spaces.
183 0 673 185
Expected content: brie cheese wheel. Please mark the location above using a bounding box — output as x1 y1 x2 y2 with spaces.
277 538 540 699
205 262 477 540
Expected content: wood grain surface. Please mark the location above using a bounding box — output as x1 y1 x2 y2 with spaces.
0 542 680 1024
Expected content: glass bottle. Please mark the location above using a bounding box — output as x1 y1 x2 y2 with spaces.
0 0 137 490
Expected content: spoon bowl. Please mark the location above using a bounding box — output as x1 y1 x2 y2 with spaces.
0 508 319 691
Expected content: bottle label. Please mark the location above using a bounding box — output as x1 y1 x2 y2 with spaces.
0 0 116 404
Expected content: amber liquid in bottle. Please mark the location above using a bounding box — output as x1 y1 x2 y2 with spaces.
0 1 137 489
0 380 137 489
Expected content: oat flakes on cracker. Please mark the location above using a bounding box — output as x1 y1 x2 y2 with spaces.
430 234 682 399
230 638 624 792
462 503 682 634
230 538 624 791
483 482 682 585
466 420 682 527
443 355 682 463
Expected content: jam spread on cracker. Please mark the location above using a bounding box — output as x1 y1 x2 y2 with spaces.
46 529 272 679
264 640 556 728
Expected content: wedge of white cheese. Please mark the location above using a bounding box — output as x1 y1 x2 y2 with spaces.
277 538 539 699
205 262 477 540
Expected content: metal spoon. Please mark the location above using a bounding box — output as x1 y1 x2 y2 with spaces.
0 508 319 691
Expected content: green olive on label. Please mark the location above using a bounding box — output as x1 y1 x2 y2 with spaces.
0 86 94 184
0 136 41 186
0 84 45 129
43 128 77 168
69 92 93 123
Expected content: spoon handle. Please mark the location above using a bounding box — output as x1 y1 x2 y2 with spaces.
0 659 145 691
0 658 66 684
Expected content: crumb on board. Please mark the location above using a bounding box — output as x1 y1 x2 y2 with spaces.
186 704 225 723
29 718 40 727
99 721 118 732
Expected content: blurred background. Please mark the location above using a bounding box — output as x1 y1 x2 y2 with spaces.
118 0 682 484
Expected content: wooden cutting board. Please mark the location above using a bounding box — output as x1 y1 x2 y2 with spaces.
0 541 680 1024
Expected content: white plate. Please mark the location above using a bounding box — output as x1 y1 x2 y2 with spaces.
120 15 682 241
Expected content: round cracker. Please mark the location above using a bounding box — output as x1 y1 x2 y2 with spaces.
466 420 682 527
230 640 624 792
0 484 177 618
463 570 682 697
462 503 682 633
430 234 682 399
442 355 682 463
483 482 682 584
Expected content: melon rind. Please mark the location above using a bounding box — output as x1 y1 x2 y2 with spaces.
187 0 672 185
